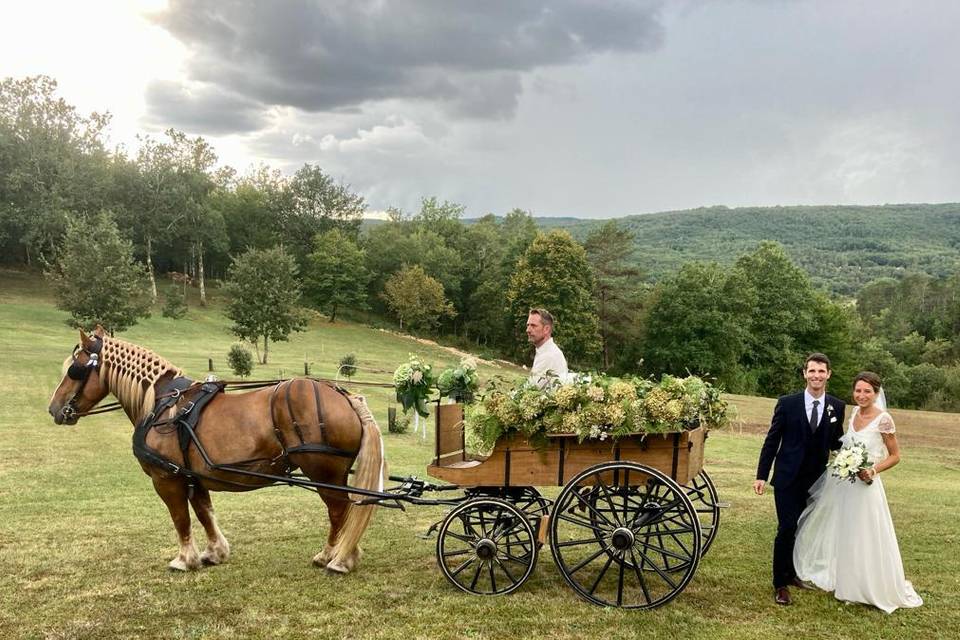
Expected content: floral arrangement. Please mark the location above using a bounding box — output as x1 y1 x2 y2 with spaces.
436 357 480 403
464 373 728 452
830 442 872 484
393 355 435 418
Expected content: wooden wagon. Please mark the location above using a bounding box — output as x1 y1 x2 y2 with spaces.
424 403 722 609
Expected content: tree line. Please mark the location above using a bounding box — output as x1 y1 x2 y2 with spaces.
4 76 959 410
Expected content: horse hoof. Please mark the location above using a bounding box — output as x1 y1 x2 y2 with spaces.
201 551 221 566
168 558 190 571
325 560 350 574
313 546 334 567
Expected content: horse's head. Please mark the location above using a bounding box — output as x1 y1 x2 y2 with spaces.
48 326 110 425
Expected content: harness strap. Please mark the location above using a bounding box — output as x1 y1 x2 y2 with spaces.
312 379 327 443
284 379 307 445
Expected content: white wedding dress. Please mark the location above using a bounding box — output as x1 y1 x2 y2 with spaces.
793 408 923 613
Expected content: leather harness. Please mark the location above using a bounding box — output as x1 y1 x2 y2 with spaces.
132 376 358 485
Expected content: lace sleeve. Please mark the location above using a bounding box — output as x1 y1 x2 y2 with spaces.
878 412 896 434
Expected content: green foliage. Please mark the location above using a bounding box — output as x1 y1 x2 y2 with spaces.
338 352 358 378
559 203 960 296
304 229 370 322
0 75 112 266
507 230 601 366
381 264 454 332
643 262 754 390
281 164 365 262
224 247 307 364
388 409 411 434
584 220 646 372
160 284 188 319
465 373 728 452
46 211 151 333
226 343 254 378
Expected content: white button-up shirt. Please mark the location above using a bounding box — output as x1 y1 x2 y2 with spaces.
530 338 568 388
804 390 826 427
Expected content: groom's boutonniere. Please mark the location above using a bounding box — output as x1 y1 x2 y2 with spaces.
827 403 837 423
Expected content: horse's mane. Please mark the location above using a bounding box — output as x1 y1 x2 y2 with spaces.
100 336 182 424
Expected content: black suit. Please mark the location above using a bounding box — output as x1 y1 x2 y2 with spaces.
756 391 845 588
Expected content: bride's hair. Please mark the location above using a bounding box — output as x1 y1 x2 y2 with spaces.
853 371 882 392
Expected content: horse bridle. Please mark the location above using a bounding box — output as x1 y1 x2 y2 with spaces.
61 336 116 421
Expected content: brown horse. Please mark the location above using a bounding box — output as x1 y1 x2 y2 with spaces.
47 326 384 574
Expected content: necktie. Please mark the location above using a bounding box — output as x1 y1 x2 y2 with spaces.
810 399 820 431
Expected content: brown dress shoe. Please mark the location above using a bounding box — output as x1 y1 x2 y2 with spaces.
775 587 792 605
790 577 814 590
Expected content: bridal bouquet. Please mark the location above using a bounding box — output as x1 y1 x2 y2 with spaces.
830 442 872 484
393 355 435 418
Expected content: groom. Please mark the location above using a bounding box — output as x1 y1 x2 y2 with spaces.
753 353 845 605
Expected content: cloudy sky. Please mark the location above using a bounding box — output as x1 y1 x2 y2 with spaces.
2 0 958 217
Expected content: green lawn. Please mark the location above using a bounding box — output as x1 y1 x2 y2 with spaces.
2 268 957 639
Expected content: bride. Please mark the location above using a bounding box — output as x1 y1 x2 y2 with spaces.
793 371 922 613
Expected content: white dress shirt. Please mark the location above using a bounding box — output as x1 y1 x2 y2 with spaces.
530 338 568 387
804 389 826 427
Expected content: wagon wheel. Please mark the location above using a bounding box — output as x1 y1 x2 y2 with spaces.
549 462 701 609
684 469 721 557
466 486 551 518
436 498 538 596
581 475 703 573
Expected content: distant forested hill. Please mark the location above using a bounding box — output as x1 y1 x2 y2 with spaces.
537 203 960 296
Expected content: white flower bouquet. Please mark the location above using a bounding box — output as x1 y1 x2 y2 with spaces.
436 357 479 403
830 442 872 484
393 355 435 417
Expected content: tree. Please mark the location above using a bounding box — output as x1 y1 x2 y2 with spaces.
0 75 112 266
732 242 819 395
211 166 284 256
304 229 371 322
381 264 454 331
46 211 151 334
642 262 755 389
506 230 601 366
125 129 220 303
282 164 366 261
584 221 645 372
224 247 307 364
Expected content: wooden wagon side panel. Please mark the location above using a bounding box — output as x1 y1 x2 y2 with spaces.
427 427 706 487
433 403 466 467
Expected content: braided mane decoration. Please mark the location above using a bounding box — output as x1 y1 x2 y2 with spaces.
99 336 182 424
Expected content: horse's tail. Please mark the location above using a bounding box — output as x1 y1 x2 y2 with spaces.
328 395 385 571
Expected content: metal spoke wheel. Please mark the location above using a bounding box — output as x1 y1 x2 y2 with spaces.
549 462 701 609
684 469 721 557
436 498 538 596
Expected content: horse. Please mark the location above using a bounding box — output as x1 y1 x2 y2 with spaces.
47 326 384 574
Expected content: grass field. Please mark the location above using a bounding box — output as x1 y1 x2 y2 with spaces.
2 268 958 640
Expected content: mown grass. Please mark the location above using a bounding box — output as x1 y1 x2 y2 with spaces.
1 268 958 640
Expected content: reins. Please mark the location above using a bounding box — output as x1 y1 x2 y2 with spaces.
73 376 396 418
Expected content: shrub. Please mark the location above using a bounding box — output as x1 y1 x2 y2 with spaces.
339 353 358 378
389 410 411 434
161 285 188 319
227 344 254 378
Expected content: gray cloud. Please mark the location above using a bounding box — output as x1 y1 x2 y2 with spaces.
144 79 268 134
139 1 960 218
148 0 666 124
